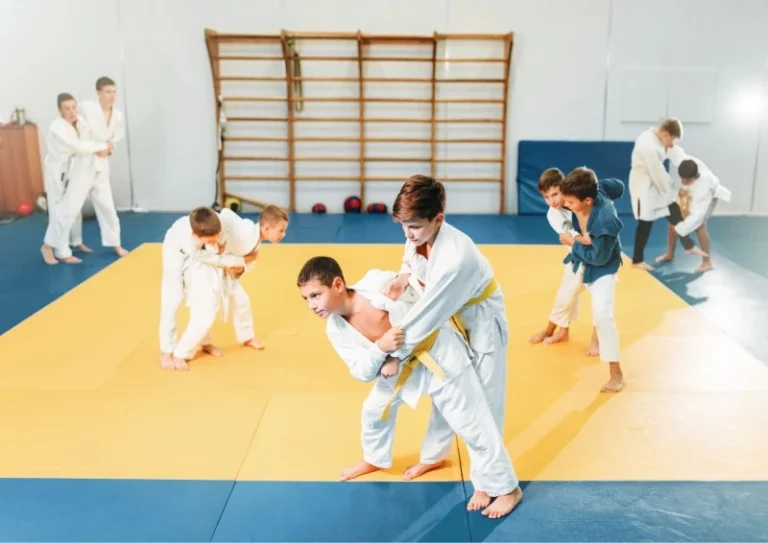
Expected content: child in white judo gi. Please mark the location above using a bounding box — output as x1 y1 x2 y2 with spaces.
529 167 601 353
40 93 113 265
78 76 128 258
557 167 626 393
41 92 128 264
158 205 288 370
297 256 522 520
655 156 730 273
380 174 509 512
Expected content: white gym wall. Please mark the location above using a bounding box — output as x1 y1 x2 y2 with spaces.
1 0 767 214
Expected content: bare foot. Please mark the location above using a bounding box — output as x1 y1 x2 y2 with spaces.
482 486 523 519
586 328 599 356
74 244 92 253
172 356 189 371
159 354 174 370
695 262 713 273
244 338 265 350
115 246 129 257
632 262 654 271
686 246 708 258
529 330 551 344
202 344 222 357
338 461 380 481
543 328 569 344
60 256 82 264
41 245 57 265
467 490 491 511
402 460 445 481
600 376 624 393
655 253 674 263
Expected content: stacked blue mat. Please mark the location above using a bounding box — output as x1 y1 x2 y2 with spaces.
516 140 638 216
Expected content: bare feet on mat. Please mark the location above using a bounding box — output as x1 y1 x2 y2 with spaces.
482 486 523 519
402 460 445 481
159 354 174 370
686 246 708 258
338 461 380 481
41 245 57 265
467 490 491 511
244 338 265 350
600 377 624 393
172 356 189 371
202 344 222 357
655 253 673 263
60 256 82 264
115 246 129 257
528 330 550 344
632 262 654 271
695 262 713 273
543 328 569 344
74 244 92 253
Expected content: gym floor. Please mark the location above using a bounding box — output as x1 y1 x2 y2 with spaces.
1 211 767 542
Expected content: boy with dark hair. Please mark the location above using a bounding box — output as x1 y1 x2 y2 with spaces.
655 156 730 272
79 75 128 258
158 207 269 370
530 167 599 351
297 256 522 519
557 167 626 393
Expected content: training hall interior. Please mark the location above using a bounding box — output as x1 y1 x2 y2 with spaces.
1 0 768 541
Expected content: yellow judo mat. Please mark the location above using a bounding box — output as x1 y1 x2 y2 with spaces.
2 242 768 483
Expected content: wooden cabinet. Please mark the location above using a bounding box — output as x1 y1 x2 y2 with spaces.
0 124 44 213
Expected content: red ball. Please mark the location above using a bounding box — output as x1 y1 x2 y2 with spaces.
17 203 32 215
344 196 362 213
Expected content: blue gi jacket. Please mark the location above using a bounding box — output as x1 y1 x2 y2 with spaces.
564 178 625 284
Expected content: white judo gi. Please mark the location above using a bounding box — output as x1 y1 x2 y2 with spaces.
159 209 259 359
395 222 509 465
674 156 731 238
41 116 109 255
327 269 518 497
78 100 125 250
628 127 679 221
545 206 584 328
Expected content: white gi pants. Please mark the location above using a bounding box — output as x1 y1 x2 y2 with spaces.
548 263 584 328
172 260 256 360
43 170 121 259
43 171 84 247
360 365 518 497
418 328 507 466
552 265 620 362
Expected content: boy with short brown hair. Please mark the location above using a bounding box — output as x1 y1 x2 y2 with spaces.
557 167 626 393
530 167 599 348
383 174 511 511
298 256 522 519
159 206 285 370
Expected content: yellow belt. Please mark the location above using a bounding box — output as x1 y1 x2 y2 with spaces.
449 277 498 344
380 329 443 421
379 276 498 421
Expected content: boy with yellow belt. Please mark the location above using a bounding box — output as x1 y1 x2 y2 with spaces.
382 175 510 512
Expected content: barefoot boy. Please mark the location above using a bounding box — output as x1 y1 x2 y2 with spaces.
158 206 288 370
381 175 509 509
655 156 730 273
557 168 626 393
297 256 522 519
529 167 597 350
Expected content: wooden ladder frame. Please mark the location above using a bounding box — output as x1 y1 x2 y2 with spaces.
205 29 514 213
